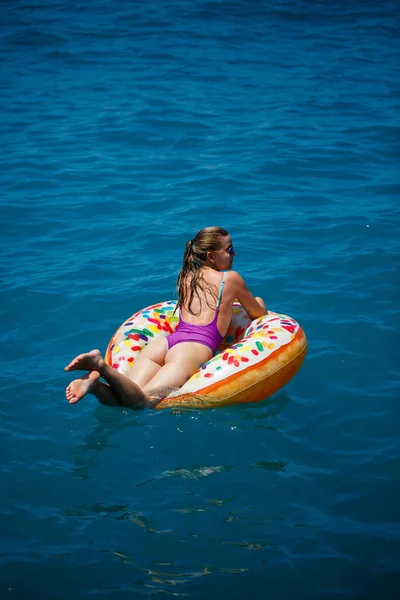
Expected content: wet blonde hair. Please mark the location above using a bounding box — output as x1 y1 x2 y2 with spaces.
176 226 229 315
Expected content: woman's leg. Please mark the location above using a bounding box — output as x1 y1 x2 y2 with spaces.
66 370 123 406
65 349 149 408
127 338 168 389
65 341 212 408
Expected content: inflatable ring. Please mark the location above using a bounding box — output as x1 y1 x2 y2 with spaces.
105 301 307 409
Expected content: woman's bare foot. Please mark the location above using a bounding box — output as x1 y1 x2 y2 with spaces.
64 349 104 373
66 371 101 404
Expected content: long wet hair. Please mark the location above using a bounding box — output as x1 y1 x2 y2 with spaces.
176 226 229 315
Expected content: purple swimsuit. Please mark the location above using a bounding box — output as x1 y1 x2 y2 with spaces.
166 273 226 354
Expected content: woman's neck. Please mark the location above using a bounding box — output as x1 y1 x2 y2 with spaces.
202 263 220 273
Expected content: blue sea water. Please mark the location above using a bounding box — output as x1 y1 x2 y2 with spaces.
1 0 399 597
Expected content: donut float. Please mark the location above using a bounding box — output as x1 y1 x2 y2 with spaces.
105 301 307 409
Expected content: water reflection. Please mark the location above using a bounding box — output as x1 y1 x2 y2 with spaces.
69 406 139 479
68 389 293 481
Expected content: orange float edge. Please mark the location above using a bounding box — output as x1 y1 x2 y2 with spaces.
104 323 308 410
155 327 307 409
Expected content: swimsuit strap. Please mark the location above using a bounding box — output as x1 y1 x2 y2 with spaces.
216 273 226 309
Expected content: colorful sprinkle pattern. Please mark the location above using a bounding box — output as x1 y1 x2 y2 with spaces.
106 302 300 396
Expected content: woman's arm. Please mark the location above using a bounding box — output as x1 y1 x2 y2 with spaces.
229 272 268 319
254 296 267 313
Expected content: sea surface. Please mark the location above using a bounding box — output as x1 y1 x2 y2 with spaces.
1 0 399 598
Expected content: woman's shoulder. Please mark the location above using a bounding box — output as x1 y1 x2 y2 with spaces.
224 270 245 284
200 269 245 289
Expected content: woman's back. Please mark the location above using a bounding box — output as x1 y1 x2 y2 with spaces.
180 267 234 339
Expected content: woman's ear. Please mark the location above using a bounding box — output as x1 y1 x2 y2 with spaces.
206 251 214 264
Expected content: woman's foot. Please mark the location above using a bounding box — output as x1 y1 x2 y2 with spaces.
66 371 101 404
64 349 104 372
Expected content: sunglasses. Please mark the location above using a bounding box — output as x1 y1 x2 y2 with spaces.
215 245 235 256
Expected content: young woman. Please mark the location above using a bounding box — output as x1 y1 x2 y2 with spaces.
65 227 267 408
